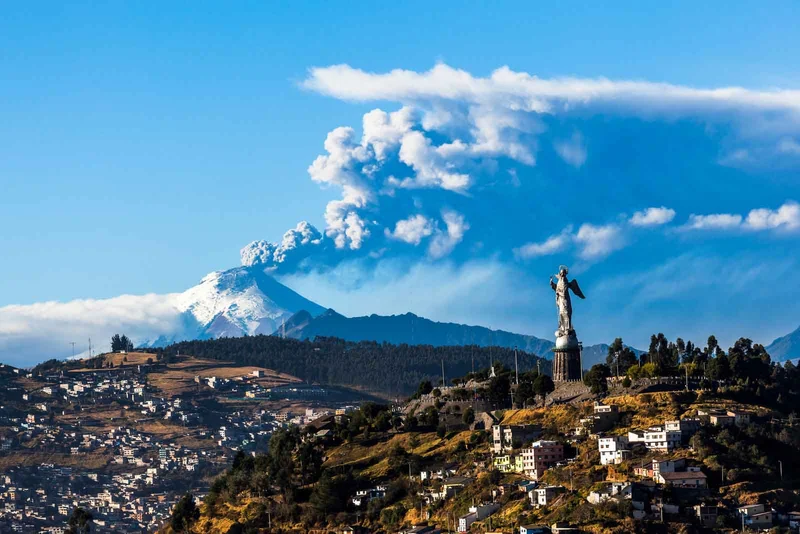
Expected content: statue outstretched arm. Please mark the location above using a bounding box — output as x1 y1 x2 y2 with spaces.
550 276 557 291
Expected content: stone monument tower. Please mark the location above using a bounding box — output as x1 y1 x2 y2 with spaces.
549 265 585 382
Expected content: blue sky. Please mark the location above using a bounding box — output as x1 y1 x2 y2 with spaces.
2 2 800 362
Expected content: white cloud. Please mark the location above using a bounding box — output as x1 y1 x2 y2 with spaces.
682 201 800 232
514 228 571 258
745 201 800 230
361 107 415 160
303 63 800 115
629 206 676 227
428 210 469 259
574 223 625 259
395 131 471 192
554 132 587 168
777 137 800 155
385 214 435 245
0 294 185 367
683 213 743 230
298 64 800 259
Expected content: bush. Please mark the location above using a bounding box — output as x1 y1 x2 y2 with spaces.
622 376 632 388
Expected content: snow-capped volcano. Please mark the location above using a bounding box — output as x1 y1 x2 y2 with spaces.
143 265 327 346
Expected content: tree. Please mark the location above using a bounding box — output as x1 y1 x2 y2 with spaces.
706 335 718 357
416 380 434 397
487 375 511 407
706 353 730 381
513 380 536 407
533 374 555 405
606 338 638 375
584 364 611 394
170 493 199 534
66 507 93 534
419 406 439 428
462 407 475 425
110 334 134 352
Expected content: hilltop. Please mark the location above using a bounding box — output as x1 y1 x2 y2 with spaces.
174 337 800 534
147 334 551 398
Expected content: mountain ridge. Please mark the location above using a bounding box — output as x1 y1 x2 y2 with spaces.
274 308 627 366
766 324 800 362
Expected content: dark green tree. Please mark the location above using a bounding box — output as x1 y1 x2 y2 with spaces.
513 380 536 407
487 374 511 407
169 493 200 534
416 380 433 397
66 507 93 534
110 334 134 352
584 364 611 394
533 374 555 405
706 353 731 381
462 407 475 425
606 338 638 375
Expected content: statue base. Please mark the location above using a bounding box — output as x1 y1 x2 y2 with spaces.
552 332 581 382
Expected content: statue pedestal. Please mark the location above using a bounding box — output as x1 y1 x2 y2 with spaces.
552 332 581 382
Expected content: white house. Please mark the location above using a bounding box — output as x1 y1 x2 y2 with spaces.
598 435 630 465
530 485 565 507
643 426 681 452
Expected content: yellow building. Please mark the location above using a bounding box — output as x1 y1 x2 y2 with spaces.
493 454 524 473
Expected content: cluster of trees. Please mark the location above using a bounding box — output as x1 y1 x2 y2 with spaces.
690 418 800 487
190 401 419 530
110 334 134 352
202 426 325 525
416 362 555 411
65 507 93 534
599 334 800 413
152 335 550 396
169 494 200 534
513 370 555 407
603 334 775 383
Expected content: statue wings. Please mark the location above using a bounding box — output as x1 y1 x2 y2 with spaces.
568 279 586 299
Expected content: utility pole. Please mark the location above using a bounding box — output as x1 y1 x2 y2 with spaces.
579 342 584 382
685 363 689 391
441 359 446 388
514 347 519 385
70 342 76 359
779 460 783 482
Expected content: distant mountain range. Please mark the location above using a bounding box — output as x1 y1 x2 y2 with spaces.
277 308 623 367
139 264 800 367
766 325 800 363
136 265 623 366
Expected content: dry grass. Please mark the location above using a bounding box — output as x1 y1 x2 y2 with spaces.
0 451 111 470
501 402 585 430
69 351 154 372
146 357 299 397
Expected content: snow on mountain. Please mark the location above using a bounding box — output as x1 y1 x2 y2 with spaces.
143 265 327 346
